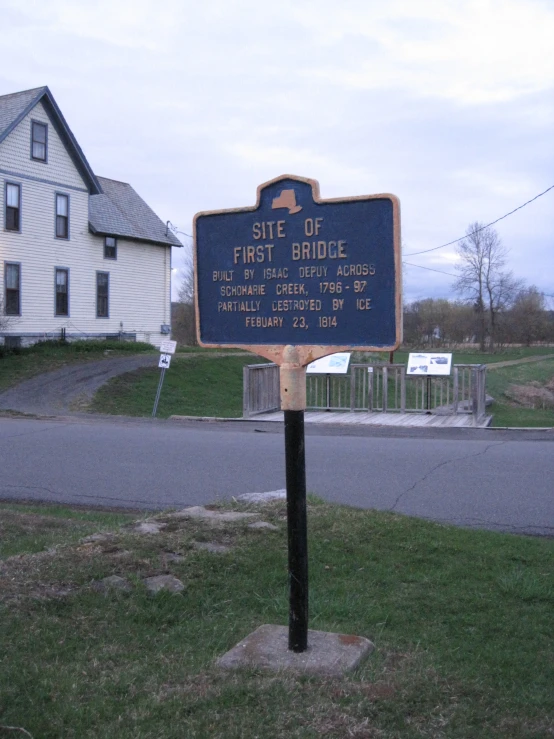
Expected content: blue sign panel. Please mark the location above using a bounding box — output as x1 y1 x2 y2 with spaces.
194 175 401 350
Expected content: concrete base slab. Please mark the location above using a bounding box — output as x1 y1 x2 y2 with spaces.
217 624 374 677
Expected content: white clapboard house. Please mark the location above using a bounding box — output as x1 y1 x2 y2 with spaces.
0 86 182 348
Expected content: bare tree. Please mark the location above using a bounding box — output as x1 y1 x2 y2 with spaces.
454 223 521 351
508 286 548 346
172 244 197 345
403 298 478 347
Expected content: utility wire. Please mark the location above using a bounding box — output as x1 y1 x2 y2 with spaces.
403 260 554 299
404 184 554 256
403 261 458 278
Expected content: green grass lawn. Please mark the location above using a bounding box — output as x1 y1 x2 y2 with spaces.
90 354 266 418
1 499 552 738
4 342 554 426
486 358 554 427
90 348 554 426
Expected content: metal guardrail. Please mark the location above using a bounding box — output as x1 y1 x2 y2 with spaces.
243 363 488 424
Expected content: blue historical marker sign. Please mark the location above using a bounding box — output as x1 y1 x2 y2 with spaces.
194 175 402 353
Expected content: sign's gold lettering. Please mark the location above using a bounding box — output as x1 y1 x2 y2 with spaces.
233 244 274 264
213 270 233 281
336 263 375 277
252 221 286 240
356 298 372 310
220 284 266 297
304 217 324 236
299 266 327 278
217 300 261 312
245 316 284 328
264 267 288 279
291 240 347 261
293 316 308 329
271 299 322 311
332 299 344 310
276 283 306 296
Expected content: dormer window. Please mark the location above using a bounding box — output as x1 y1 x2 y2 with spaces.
31 121 47 162
104 236 117 259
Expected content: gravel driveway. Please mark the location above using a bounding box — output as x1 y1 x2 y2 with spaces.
0 355 160 416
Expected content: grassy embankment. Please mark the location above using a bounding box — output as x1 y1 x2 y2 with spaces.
1 341 553 425
1 499 552 738
0 340 156 393
90 346 554 426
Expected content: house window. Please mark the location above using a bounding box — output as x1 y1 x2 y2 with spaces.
104 236 117 259
55 193 69 238
5 263 21 315
55 268 69 316
31 121 47 161
5 183 21 231
96 272 109 318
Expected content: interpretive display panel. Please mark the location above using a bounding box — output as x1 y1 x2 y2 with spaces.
407 352 453 376
194 175 401 355
306 352 351 374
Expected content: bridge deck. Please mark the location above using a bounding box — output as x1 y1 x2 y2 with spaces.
249 410 493 427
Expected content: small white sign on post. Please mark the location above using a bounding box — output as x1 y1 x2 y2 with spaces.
158 354 171 369
159 339 177 355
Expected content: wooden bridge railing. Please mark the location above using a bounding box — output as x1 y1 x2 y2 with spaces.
243 363 488 424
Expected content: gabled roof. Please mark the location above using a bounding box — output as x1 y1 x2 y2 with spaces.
90 177 182 247
0 86 101 194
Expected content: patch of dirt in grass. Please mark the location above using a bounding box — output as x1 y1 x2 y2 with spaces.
0 506 272 605
0 510 90 538
504 381 554 409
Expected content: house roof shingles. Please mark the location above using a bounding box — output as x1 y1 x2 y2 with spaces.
90 177 182 247
0 87 181 249
0 87 46 141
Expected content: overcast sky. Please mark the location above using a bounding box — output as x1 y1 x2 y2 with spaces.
2 0 553 305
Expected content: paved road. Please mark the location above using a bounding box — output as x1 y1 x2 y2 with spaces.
1 415 553 536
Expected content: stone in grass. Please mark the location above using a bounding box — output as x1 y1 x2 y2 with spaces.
248 521 279 531
91 575 132 593
81 532 113 543
217 624 374 677
134 521 167 534
168 506 257 522
237 490 286 504
192 541 231 554
144 575 185 594
164 552 186 563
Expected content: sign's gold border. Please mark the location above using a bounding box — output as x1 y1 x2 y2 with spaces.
193 174 402 367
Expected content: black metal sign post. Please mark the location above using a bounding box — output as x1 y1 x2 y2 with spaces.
193 175 402 655
284 408 308 651
281 347 309 651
